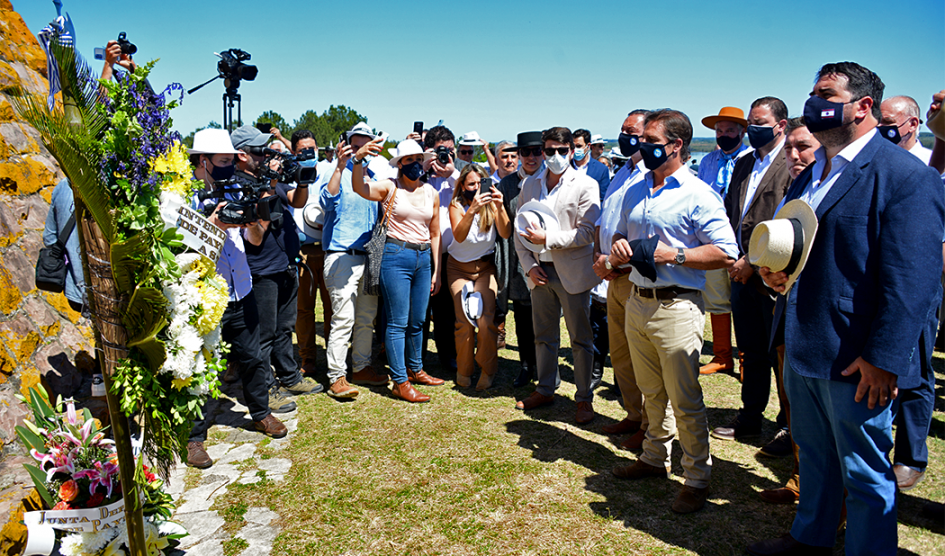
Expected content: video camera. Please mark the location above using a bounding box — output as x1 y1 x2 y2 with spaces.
217 48 257 90
244 146 318 185
197 173 280 226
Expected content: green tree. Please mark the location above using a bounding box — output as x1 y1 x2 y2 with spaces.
255 110 289 134
290 105 366 149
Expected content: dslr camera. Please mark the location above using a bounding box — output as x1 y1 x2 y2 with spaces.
116 32 137 55
434 145 452 165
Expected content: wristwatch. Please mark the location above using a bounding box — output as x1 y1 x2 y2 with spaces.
351 157 365 165
674 248 686 265
604 259 613 271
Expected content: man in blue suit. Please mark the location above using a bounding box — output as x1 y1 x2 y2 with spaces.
748 62 945 556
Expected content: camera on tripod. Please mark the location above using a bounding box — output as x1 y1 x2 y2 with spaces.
198 174 280 226
217 49 257 90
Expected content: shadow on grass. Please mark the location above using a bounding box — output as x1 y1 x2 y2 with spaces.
896 491 945 536
505 418 800 556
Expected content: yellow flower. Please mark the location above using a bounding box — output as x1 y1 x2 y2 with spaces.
172 377 193 390
151 141 198 197
193 278 229 336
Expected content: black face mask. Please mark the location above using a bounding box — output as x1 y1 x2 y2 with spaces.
716 134 742 152
638 142 672 170
803 96 847 133
206 159 235 181
878 125 902 144
747 125 777 150
618 133 641 157
462 190 476 202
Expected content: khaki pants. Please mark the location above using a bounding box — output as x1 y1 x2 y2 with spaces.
447 256 499 379
607 275 646 425
626 287 711 488
703 268 731 314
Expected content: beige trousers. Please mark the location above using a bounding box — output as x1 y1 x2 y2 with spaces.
607 275 646 425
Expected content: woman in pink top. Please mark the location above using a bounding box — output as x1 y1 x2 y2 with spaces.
352 139 442 403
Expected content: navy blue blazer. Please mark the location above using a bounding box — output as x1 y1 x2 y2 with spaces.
774 132 944 385
574 158 611 201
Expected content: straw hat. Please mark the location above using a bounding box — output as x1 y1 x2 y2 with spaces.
387 139 436 167
748 199 818 293
460 281 483 327
515 200 560 253
188 129 240 155
702 107 748 130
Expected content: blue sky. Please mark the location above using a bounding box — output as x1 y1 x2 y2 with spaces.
15 0 945 142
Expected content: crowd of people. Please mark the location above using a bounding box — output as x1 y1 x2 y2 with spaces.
44 54 945 555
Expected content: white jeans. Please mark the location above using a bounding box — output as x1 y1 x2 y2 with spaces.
324 252 379 381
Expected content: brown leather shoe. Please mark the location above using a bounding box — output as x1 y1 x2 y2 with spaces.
699 357 734 375
327 377 359 399
575 401 595 424
759 486 799 505
602 418 641 435
515 391 554 411
894 464 926 491
497 321 507 349
254 414 288 438
672 485 708 514
187 441 213 469
456 373 472 388
620 428 647 451
612 459 669 480
351 365 390 386
391 381 430 403
476 372 495 392
407 369 444 386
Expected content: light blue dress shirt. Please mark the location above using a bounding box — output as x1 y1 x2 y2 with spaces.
615 166 739 290
320 162 380 252
193 190 252 302
598 162 647 255
697 143 749 196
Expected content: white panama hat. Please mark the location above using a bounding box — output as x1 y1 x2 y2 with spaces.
459 131 485 146
387 139 436 167
515 200 560 253
590 134 605 145
748 199 819 294
460 281 483 328
188 128 240 155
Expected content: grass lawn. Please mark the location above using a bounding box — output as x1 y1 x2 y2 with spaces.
206 304 945 556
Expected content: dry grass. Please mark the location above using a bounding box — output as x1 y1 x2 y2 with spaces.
203 305 944 556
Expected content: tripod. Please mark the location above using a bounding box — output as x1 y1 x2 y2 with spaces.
223 87 241 133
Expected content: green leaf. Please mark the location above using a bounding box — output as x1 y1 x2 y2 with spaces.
110 233 152 293
123 287 168 347
24 464 54 508
15 425 46 453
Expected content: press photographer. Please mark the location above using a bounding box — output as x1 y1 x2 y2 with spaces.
230 125 324 404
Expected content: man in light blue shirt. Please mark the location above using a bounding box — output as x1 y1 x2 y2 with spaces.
608 109 737 515
319 123 389 399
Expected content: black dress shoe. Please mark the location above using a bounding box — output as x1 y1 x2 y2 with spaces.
589 362 604 391
747 533 832 556
513 361 534 387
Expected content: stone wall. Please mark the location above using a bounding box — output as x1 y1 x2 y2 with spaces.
0 1 97 553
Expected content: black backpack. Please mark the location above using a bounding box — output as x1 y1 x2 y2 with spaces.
35 213 77 293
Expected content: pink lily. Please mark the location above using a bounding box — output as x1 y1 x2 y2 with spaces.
64 398 78 425
73 460 120 498
33 447 76 482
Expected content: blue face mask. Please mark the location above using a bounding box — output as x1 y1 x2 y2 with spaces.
618 133 641 157
803 96 847 133
401 160 424 181
638 142 671 170
298 158 317 168
573 147 588 161
747 125 776 149
877 125 902 144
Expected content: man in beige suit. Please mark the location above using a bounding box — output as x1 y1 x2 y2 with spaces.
513 126 602 424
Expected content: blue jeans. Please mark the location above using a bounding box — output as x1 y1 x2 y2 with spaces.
785 356 897 555
380 242 432 384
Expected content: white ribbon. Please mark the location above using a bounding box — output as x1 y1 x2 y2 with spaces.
23 497 126 556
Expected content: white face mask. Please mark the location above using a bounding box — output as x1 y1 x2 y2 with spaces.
545 152 570 174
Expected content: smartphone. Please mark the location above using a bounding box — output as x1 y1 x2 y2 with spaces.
413 121 423 135
480 178 493 196
376 131 388 143
339 132 346 146
94 47 105 61
256 123 272 133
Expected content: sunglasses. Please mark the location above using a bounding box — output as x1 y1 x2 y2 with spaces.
519 146 542 157
543 147 571 156
459 149 474 155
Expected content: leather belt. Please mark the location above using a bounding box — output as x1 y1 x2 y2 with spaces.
326 248 367 256
633 284 700 300
387 237 431 251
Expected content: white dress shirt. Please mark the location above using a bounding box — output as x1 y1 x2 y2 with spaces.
799 128 877 212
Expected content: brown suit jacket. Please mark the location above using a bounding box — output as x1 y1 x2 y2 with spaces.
725 144 792 256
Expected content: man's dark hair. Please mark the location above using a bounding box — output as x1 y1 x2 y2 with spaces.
816 62 885 121
628 109 653 118
424 125 455 149
573 128 591 144
785 116 807 134
542 126 574 149
751 96 789 123
291 129 315 153
644 109 693 161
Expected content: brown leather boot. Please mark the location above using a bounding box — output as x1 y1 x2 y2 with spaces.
700 313 734 375
407 369 444 386
187 441 213 468
254 414 288 438
392 381 430 403
496 321 507 349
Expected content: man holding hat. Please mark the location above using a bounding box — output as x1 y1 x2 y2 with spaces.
185 129 291 469
711 97 792 451
608 109 738 514
594 109 651 450
495 131 544 387
513 126 601 424
697 107 750 376
749 62 944 556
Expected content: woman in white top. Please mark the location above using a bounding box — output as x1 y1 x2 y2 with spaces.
447 164 512 390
